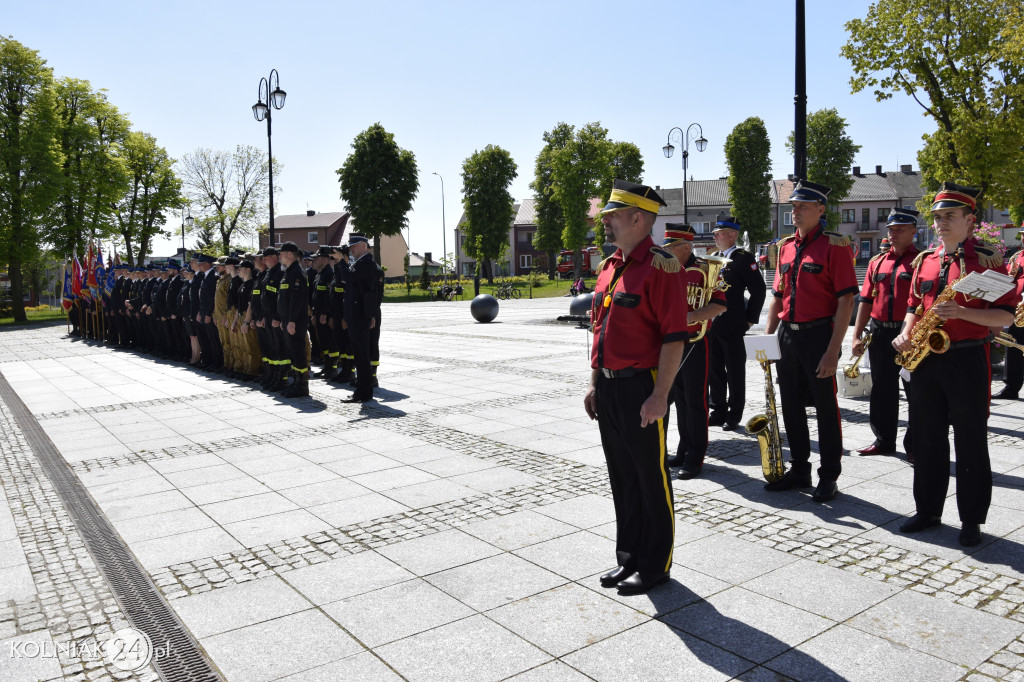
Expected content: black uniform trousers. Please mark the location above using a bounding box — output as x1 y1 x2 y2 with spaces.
317 320 335 359
1000 324 1024 394
203 320 223 367
667 339 710 469
273 325 290 370
909 344 991 524
708 329 747 421
287 320 310 373
370 313 381 377
258 321 277 367
777 322 844 482
595 370 674 575
347 319 373 399
866 322 912 452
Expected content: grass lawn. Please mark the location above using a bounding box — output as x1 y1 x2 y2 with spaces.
0 306 69 326
384 278 587 302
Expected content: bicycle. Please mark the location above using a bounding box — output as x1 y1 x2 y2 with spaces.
494 283 522 300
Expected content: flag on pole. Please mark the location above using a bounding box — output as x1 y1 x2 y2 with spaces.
105 261 116 296
71 255 82 297
93 248 105 298
61 262 74 312
85 242 98 294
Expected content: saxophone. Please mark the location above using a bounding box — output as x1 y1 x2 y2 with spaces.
1014 301 1024 328
745 358 786 483
895 246 967 372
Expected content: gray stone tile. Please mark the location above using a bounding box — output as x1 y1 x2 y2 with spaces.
460 509 578 550
0 539 24 569
0 630 63 681
413 454 499 477
676 533 798 585
284 550 414 604
450 467 542 494
377 529 502 576
180 476 272 506
201 492 300 525
385 443 463 465
173 576 311 638
775 497 902 536
585 564 731 617
533 494 616 529
112 506 217 543
100 489 194 522
279 478 374 507
276 651 405 682
562 619 753 682
767 624 964 682
251 464 338 490
426 553 568 611
233 452 312 476
351 466 437 491
374 613 550 682
382 479 481 509
201 609 360 682
505 661 594 682
76 461 156 486
132 526 243 571
0 563 35 602
742 558 900 621
90 474 175 502
148 452 226 474
322 578 474 647
848 590 1024 667
322 453 403 477
161 462 248 489
513 530 616 581
488 583 648 656
308 492 409 527
222 509 331 547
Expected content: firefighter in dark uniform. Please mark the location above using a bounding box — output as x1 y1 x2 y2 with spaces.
248 253 271 385
342 233 380 403
112 264 130 347
260 247 286 391
707 216 765 430
662 224 726 480
764 179 858 503
370 258 386 386
278 241 311 397
166 261 186 360
311 247 338 380
995 228 1024 400
894 183 1018 547
850 207 920 458
328 246 354 384
198 255 221 370
584 180 688 596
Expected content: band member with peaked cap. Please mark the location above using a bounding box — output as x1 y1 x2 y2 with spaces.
850 208 919 458
341 233 380 403
662 224 726 479
707 216 765 431
584 180 689 596
893 183 1018 547
764 179 858 503
995 227 1024 400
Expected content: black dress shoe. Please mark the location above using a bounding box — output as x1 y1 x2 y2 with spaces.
811 479 838 502
707 413 726 427
600 566 635 588
959 523 982 547
678 466 702 480
616 571 670 595
993 389 1020 400
722 421 740 431
899 514 942 533
764 470 812 491
665 454 685 468
341 394 373 403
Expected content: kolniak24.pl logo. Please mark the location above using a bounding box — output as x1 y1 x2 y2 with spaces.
6 627 168 672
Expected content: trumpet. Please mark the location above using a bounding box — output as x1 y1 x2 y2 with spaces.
994 331 1024 352
843 331 872 379
685 255 730 342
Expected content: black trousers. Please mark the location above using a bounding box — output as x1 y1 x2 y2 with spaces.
347 319 373 399
202 320 222 366
866 323 912 451
708 328 747 421
1000 324 1024 393
286 320 309 372
595 370 675 575
317 320 335 358
909 344 991 524
668 339 710 469
272 325 289 370
777 322 844 482
370 313 381 377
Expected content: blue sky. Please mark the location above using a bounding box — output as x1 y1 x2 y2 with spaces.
7 0 931 258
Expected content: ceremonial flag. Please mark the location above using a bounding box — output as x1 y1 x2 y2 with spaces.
85 242 98 294
71 255 82 297
94 248 105 297
61 262 74 312
105 261 116 296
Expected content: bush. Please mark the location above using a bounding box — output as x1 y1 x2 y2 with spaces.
528 270 546 288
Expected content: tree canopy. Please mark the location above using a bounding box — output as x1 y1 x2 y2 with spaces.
842 0 1024 212
530 123 573 279
460 144 517 282
724 117 773 243
115 132 182 264
786 108 861 230
337 123 418 263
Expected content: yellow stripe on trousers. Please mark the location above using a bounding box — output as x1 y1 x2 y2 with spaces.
652 368 674 573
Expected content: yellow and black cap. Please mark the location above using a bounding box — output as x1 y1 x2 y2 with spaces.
662 223 696 245
886 207 919 226
790 179 831 204
931 182 980 212
600 179 667 215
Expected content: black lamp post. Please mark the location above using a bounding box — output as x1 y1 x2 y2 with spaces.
180 206 193 255
432 172 446 287
252 69 286 247
663 124 708 224
794 0 807 180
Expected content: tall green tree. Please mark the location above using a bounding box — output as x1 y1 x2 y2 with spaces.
595 141 645 249
786 108 861 230
114 132 183 264
337 123 418 263
724 117 773 243
461 145 517 282
180 145 275 254
842 0 1024 210
0 37 62 323
530 123 573 279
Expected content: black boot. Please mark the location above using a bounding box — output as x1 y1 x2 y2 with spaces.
283 372 309 398
277 369 295 394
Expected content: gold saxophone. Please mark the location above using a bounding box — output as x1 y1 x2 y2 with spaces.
745 355 786 483
895 254 968 372
1014 302 1024 328
685 255 731 342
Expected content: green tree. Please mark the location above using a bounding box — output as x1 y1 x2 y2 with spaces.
114 132 183 264
180 145 275 254
337 123 419 264
842 0 1024 210
595 141 645 248
530 123 573 279
724 117 773 243
190 216 219 254
786 108 860 230
0 37 62 323
461 145 517 283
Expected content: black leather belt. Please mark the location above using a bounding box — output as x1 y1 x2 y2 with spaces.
782 317 831 331
600 367 651 379
949 336 990 351
871 319 903 329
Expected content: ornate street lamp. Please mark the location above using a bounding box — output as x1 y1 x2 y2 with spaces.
252 69 286 246
663 123 708 224
181 206 193 255
432 172 447 287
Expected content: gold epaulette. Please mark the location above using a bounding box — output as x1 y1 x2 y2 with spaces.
976 244 1004 270
650 246 681 273
825 231 850 248
911 248 934 270
868 251 886 265
778 234 795 246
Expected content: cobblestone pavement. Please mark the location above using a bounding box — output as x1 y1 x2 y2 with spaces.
2 298 1024 681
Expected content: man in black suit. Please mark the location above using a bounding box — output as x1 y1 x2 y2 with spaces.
342 233 380 403
707 216 766 431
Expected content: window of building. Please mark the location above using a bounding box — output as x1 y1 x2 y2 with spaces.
783 212 793 226
520 254 533 269
842 209 855 223
461 262 475 276
877 208 888 222
692 222 709 233
861 208 870 227
308 232 319 244
860 239 871 259
519 231 534 244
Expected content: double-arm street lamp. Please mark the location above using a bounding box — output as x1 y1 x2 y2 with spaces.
180 206 193 255
663 124 708 224
432 172 447 287
252 69 287 246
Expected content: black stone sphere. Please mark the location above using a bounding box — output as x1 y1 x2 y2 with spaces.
569 292 594 317
470 294 499 323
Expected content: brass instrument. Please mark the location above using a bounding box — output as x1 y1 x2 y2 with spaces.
994 331 1024 352
745 357 786 483
843 331 873 379
1014 302 1024 328
895 246 967 372
686 255 730 342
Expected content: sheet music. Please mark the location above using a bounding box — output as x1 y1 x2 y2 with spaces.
952 270 1015 302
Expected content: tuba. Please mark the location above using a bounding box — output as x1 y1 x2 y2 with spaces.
685 255 731 342
745 354 786 483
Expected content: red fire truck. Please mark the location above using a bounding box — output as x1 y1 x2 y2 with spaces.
556 247 601 278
